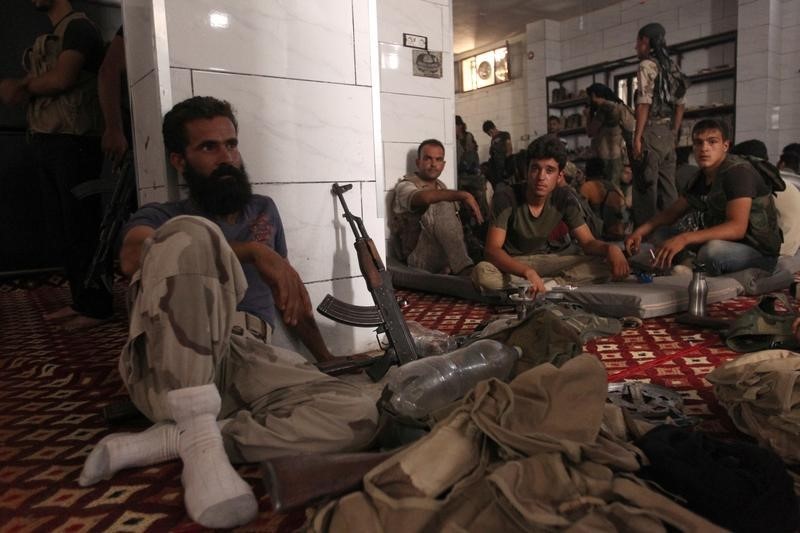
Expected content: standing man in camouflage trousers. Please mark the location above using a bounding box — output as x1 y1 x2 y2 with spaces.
631 22 685 227
78 97 377 529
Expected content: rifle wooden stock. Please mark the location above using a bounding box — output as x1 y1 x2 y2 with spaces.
355 239 384 288
261 451 394 512
315 355 379 376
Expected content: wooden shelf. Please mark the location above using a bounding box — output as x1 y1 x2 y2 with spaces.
560 127 587 136
550 97 587 109
683 104 735 118
687 67 735 84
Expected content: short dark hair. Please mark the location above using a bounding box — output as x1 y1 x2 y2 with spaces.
780 151 800 173
162 96 239 154
417 138 444 159
482 120 496 134
692 118 730 141
782 143 800 158
526 134 568 170
732 139 769 161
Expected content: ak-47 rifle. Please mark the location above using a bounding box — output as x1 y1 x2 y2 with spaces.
74 152 136 294
316 183 419 381
261 451 395 512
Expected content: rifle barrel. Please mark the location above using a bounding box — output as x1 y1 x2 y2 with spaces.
332 183 362 239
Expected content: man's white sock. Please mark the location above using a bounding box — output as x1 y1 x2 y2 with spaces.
79 422 179 486
168 384 257 529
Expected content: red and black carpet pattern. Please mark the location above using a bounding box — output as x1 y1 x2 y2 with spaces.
0 280 768 531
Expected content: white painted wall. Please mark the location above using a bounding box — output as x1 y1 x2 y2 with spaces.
122 0 455 357
456 0 800 162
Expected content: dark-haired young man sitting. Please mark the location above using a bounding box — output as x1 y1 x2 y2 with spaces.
472 135 630 297
625 119 781 275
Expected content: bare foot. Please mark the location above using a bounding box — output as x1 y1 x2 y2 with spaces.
59 314 111 331
44 305 80 322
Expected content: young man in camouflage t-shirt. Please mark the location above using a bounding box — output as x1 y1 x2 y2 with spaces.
472 135 630 297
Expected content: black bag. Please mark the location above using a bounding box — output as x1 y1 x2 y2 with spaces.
738 154 786 193
636 425 799 533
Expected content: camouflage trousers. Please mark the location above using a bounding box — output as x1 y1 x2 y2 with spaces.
407 201 473 274
472 253 613 291
632 122 678 227
119 215 378 463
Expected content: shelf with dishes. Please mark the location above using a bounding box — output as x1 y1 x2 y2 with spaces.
560 126 587 136
687 66 735 84
683 103 735 118
546 31 738 145
550 96 589 110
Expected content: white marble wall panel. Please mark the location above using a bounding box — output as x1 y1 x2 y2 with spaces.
383 142 419 189
738 0 772 27
380 93 445 143
353 0 372 86
138 185 168 206
251 181 382 283
638 8 678 34
192 71 375 183
702 16 739 35
130 70 169 191
621 0 661 24
270 277 381 358
679 0 715 27
122 0 156 84
165 0 356 85
169 68 193 104
380 44 454 98
378 0 444 50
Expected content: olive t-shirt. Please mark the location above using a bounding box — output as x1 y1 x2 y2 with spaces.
491 184 587 256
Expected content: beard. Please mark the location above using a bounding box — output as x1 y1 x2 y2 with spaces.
183 161 253 216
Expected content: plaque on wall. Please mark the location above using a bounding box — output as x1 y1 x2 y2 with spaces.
412 50 442 78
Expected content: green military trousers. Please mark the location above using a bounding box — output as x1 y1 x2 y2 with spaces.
472 253 613 291
632 122 678 227
118 215 377 463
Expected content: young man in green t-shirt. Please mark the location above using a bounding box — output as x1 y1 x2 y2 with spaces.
472 135 630 297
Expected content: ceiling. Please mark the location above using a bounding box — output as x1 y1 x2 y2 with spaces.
453 0 623 54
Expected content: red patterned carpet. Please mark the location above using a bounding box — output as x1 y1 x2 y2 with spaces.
0 279 765 531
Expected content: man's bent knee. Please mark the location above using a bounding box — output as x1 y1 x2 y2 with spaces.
472 261 505 291
141 216 244 289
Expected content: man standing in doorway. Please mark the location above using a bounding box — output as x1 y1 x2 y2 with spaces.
482 120 514 186
0 0 110 328
631 22 685 227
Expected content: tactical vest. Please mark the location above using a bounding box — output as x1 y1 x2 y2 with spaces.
686 155 782 256
24 12 102 135
389 174 445 262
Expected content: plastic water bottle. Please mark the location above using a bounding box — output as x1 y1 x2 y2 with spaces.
385 339 521 419
688 262 708 316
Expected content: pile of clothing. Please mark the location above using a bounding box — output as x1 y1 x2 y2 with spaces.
306 354 798 532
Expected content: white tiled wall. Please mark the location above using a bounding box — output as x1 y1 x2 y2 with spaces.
124 0 455 357
378 0 456 192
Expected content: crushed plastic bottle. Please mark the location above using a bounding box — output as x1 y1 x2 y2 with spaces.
385 339 521 419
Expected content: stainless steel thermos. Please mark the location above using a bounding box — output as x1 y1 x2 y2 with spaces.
688 262 708 316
